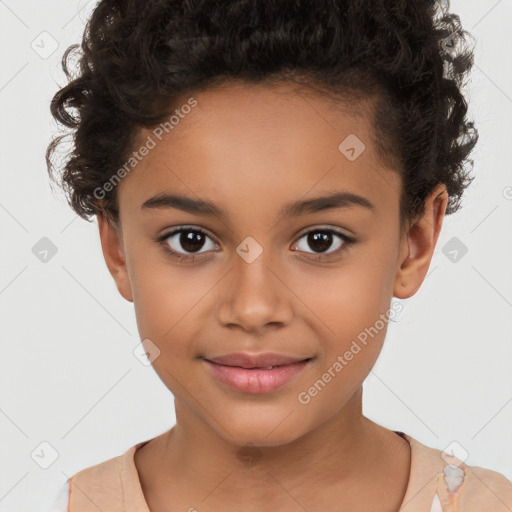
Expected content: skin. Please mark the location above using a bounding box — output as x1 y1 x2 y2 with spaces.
97 81 448 511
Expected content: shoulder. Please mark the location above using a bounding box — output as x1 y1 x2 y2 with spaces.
66 440 151 511
459 461 512 509
401 433 512 511
69 447 126 489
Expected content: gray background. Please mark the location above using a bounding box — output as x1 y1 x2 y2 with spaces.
0 0 511 510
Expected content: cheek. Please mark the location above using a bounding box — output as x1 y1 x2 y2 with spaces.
127 252 215 351
290 248 396 378
293 253 395 333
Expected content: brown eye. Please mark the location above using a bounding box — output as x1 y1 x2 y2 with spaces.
158 227 218 259
293 228 355 259
304 231 334 253
175 230 207 252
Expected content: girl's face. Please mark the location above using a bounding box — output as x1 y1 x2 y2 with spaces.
99 81 446 446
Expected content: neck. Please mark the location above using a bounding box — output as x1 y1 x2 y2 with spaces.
135 387 411 511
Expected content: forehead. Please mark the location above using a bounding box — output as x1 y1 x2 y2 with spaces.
118 81 401 219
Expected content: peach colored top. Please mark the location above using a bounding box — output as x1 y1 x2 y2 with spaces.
48 431 512 511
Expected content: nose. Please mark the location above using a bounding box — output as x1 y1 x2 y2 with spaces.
215 250 294 334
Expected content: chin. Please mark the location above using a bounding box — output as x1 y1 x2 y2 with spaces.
214 416 311 449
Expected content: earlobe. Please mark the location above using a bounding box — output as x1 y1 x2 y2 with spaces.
96 214 134 303
393 184 448 299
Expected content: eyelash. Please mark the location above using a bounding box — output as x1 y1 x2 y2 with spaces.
156 226 356 262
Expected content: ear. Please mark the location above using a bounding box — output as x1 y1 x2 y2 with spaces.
393 184 448 299
96 214 134 302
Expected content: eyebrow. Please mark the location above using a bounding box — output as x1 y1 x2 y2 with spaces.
140 190 375 220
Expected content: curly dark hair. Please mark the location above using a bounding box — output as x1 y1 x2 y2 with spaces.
46 0 478 231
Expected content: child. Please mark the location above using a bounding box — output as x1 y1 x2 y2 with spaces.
45 0 512 510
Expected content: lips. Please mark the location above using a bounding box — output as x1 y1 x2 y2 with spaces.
204 352 312 369
203 355 313 394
